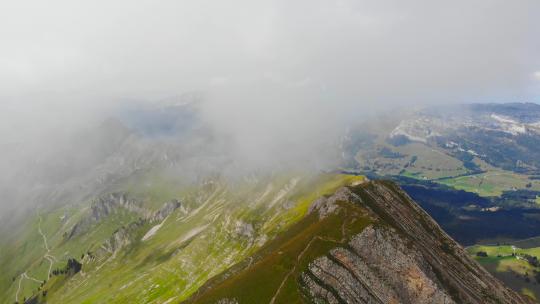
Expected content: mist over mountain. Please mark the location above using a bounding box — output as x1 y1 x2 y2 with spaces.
1 1 539 213
1 1 540 304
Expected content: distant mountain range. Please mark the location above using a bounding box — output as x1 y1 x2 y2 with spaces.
389 103 540 174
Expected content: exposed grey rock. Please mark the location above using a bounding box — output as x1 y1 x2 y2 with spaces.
309 187 362 219
66 193 182 240
150 199 182 223
234 221 254 239
99 219 145 254
65 193 143 240
303 225 454 304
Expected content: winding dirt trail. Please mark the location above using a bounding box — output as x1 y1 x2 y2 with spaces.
45 255 56 278
38 216 50 252
23 272 43 283
15 272 43 302
15 273 24 303
14 214 58 303
38 215 57 278
269 220 348 304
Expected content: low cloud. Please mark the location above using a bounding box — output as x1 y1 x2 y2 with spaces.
1 0 540 215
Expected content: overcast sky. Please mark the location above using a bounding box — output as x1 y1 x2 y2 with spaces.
1 0 539 105
0 0 540 180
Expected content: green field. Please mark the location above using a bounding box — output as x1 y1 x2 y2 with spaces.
356 142 468 179
437 171 540 197
468 245 540 301
394 143 468 179
353 138 540 198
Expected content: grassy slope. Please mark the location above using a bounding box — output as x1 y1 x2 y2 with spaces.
1 172 364 304
0 203 140 304
188 200 371 303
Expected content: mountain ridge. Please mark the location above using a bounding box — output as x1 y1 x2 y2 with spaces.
186 180 533 304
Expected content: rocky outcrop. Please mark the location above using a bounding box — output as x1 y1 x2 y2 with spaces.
66 193 142 240
308 187 360 219
82 198 184 259
66 193 183 240
234 221 254 239
302 181 533 304
150 199 182 223
100 219 145 254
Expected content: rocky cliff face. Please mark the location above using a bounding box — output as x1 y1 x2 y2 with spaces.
301 181 531 304
99 219 145 255
66 193 182 240
301 225 454 304
150 199 183 223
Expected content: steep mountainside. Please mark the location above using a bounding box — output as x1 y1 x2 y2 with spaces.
1 172 365 304
188 181 533 304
